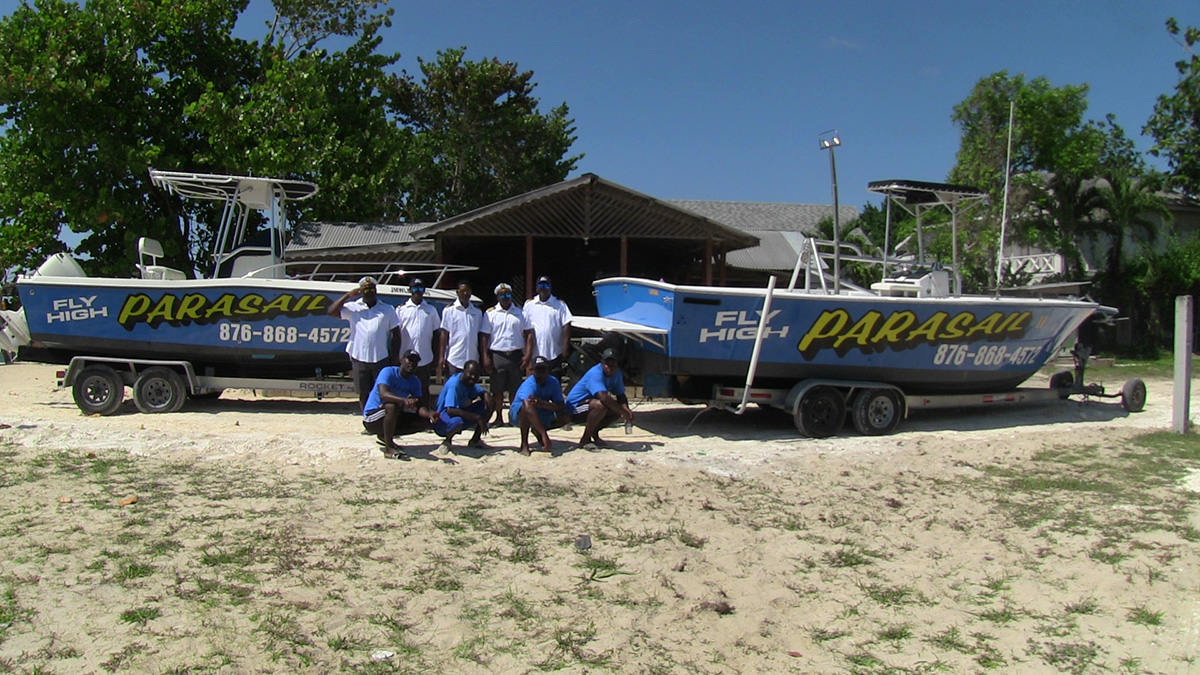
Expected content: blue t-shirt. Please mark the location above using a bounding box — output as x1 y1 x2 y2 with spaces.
362 367 422 416
436 372 487 413
514 374 564 406
565 363 625 408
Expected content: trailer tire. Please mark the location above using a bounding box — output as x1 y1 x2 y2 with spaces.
1049 370 1074 398
1120 378 1146 413
133 367 186 414
850 388 903 436
72 365 125 416
795 386 845 438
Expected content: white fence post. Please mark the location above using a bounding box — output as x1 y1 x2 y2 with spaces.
1174 295 1193 434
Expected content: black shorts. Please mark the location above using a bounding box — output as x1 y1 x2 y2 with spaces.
362 407 427 437
489 350 523 398
351 357 389 402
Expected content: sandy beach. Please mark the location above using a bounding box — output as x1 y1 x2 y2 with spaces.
0 360 1197 673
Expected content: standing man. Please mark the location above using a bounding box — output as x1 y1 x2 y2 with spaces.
362 350 439 460
396 277 440 408
522 275 573 375
510 356 570 456
432 360 494 452
437 280 485 380
328 276 400 411
481 283 531 427
565 348 634 452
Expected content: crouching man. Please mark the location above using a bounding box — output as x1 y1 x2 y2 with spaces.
432 360 494 453
510 356 570 456
564 348 634 452
363 350 439 461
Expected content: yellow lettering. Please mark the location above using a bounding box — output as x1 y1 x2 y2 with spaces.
1008 311 1031 333
797 310 849 356
205 294 236 319
144 295 177 325
966 312 1004 337
235 294 264 315
260 295 292 315
833 311 881 351
906 312 947 343
176 294 207 321
871 311 916 344
117 294 152 327
941 312 972 339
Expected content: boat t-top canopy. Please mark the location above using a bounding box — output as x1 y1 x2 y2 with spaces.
148 170 318 208
866 179 989 295
149 169 320 279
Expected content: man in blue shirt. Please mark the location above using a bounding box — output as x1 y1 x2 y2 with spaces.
564 348 634 452
432 360 493 453
362 350 438 460
510 356 570 456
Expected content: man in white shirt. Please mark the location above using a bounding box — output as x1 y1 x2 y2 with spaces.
327 276 400 411
395 277 440 408
481 283 532 426
438 279 485 380
523 275 573 375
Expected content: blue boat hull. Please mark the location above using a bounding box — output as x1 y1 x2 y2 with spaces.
594 278 1098 395
17 277 449 378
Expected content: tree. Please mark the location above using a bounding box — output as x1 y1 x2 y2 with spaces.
1145 17 1200 196
393 47 581 222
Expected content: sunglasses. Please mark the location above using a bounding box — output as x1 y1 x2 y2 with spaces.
498 292 513 299
536 282 551 289
410 286 425 293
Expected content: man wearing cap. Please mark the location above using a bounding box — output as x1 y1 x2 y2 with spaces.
522 275 573 376
362 350 439 460
564 347 634 451
481 282 531 427
396 277 440 407
510 356 569 456
432 360 493 452
328 276 401 411
438 279 485 380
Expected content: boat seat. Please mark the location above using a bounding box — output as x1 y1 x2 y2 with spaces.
137 237 187 280
872 269 950 298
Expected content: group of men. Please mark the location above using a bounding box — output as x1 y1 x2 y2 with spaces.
328 275 634 461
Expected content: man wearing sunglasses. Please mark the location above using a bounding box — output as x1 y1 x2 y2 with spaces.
396 277 439 408
328 276 401 412
481 283 531 427
522 275 573 376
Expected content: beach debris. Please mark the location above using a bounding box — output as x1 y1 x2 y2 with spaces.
0 423 10 430
58 496 72 504
86 452 97 459
697 599 735 615
370 650 395 661
118 496 138 506
575 534 592 550
787 651 803 657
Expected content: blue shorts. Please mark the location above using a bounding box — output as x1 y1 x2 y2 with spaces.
510 400 562 429
433 401 487 437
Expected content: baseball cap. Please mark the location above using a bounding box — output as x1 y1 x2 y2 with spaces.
409 277 426 292
402 349 421 362
532 355 550 369
358 276 378 288
536 275 551 287
600 348 618 362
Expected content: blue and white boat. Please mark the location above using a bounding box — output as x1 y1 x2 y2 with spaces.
7 170 466 380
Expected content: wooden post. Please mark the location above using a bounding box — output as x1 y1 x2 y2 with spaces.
718 243 727 286
704 238 713 285
620 236 628 276
525 235 534 300
1175 295 1193 434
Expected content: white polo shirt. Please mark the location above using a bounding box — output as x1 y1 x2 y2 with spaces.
340 299 399 363
439 301 483 369
523 294 573 360
396 299 441 367
482 303 526 353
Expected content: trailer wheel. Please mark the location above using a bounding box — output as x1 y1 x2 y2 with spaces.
133 367 186 414
850 388 902 436
1120 378 1146 413
73 365 125 416
795 386 845 438
1049 370 1074 398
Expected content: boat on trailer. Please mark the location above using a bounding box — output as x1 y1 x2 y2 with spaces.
3 170 470 414
585 179 1145 437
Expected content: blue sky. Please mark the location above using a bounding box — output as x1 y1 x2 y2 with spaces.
3 0 1195 211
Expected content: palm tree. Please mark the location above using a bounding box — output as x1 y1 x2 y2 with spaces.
1093 171 1171 279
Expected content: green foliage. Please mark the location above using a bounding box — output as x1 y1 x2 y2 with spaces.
0 2 579 277
1146 17 1200 197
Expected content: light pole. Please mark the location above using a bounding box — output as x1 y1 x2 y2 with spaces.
819 131 842 293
